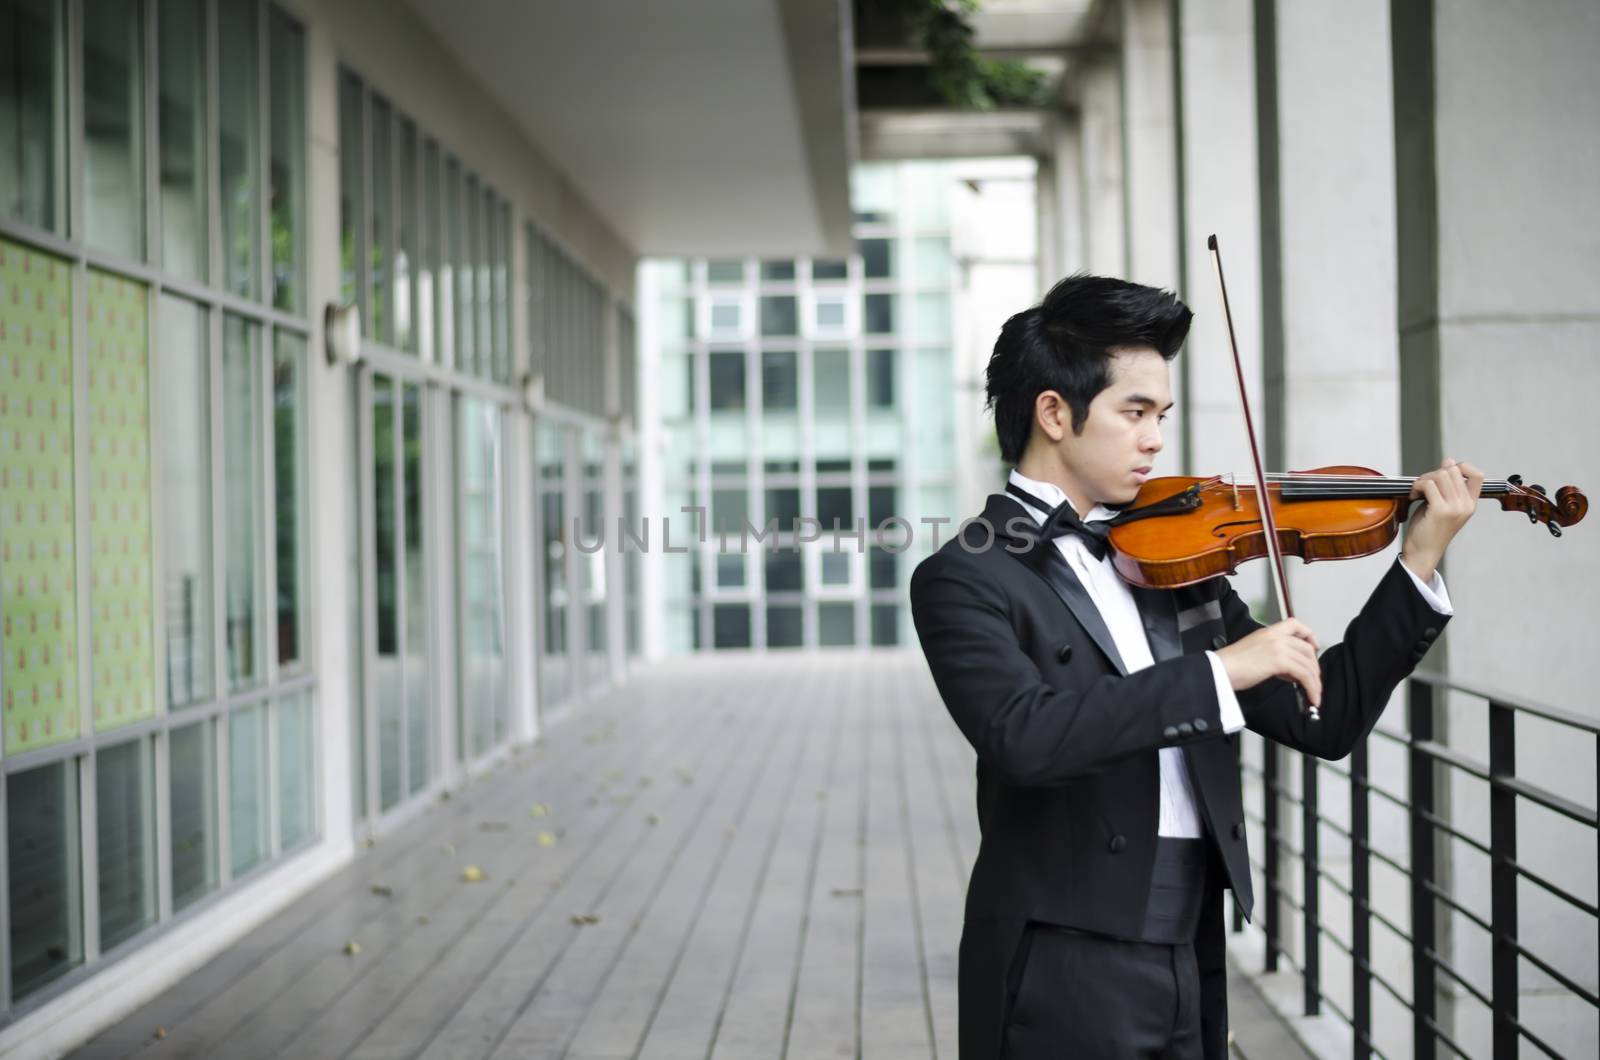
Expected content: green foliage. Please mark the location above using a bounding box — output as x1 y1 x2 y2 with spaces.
880 0 1050 109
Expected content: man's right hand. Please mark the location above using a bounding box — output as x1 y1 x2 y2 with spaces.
1215 619 1323 709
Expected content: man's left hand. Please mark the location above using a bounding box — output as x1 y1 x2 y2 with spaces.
1402 457 1484 581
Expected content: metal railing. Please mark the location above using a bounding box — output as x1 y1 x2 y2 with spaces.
1235 671 1599 1059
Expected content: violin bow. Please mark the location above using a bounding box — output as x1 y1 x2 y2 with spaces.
1206 235 1319 722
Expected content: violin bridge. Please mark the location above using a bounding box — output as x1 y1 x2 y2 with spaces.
1230 474 1241 511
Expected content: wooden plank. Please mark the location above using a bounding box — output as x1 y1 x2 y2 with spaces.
342 684 741 1060
861 657 937 1059
637 668 843 1060
781 656 869 1060
705 665 850 1060
491 672 800 1058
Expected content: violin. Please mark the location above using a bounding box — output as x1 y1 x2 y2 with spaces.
1145 236 1588 721
1105 465 1588 591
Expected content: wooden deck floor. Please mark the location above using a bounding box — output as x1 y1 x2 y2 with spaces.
74 652 1308 1060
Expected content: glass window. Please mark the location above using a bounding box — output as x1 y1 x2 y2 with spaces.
537 423 569 712
369 98 392 343
712 603 750 648
818 486 853 529
268 7 304 311
867 349 895 408
864 293 894 334
373 377 400 808
218 0 259 297
97 738 155 951
274 331 306 668
715 553 745 589
403 383 429 793
813 347 851 414
0 0 63 230
913 235 954 285
158 0 205 281
761 350 797 410
760 295 797 337
764 548 802 592
279 691 315 850
712 487 748 534
170 720 217 910
765 487 800 527
223 315 263 690
421 140 440 361
869 546 898 590
814 297 847 333
860 238 894 279
458 397 506 759
338 71 363 308
811 259 847 281
708 350 745 410
442 157 460 364
759 260 794 281
708 299 741 337
913 291 952 341
706 259 742 284
229 703 269 875
871 604 898 646
766 605 802 648
818 602 855 646
393 118 416 351
159 295 213 708
87 269 154 733
83 0 144 259
7 761 81 999
869 486 897 529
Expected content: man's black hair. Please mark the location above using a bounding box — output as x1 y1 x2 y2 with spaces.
984 274 1193 464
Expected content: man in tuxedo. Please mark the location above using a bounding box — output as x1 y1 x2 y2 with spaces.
909 275 1481 1060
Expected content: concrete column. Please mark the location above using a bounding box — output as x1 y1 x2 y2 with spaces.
1121 0 1181 293
1038 111 1087 291
1396 3 1600 1055
1077 48 1127 278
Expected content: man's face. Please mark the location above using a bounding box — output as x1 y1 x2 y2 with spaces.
1059 347 1172 507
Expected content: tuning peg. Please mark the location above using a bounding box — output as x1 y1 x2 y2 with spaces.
1532 484 1547 495
1528 511 1539 523
1508 473 1523 486
1549 522 1563 538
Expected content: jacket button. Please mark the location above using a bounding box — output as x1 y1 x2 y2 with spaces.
1194 718 1209 732
1232 822 1246 840
1212 634 1228 650
1423 627 1439 639
1108 834 1127 853
1176 722 1195 737
1057 643 1073 664
1162 725 1179 741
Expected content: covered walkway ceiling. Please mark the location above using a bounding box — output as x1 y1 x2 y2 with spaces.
402 0 857 258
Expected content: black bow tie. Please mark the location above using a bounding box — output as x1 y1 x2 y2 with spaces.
1005 482 1118 561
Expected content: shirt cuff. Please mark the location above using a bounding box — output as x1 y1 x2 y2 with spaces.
1206 651 1247 734
1397 556 1454 615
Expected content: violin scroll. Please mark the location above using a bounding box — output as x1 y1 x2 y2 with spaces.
1500 474 1587 537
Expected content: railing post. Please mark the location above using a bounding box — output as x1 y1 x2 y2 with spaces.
1409 678 1437 1060
1265 738 1280 972
1488 702 1518 1059
1303 752 1320 1015
1352 738 1372 1060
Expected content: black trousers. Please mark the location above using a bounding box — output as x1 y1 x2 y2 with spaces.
1000 927 1204 1060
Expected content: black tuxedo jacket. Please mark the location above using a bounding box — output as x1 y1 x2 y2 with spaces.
909 492 1447 1060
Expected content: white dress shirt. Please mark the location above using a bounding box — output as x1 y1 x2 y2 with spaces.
1006 468 1453 838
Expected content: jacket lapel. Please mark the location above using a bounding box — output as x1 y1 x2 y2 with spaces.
985 494 1129 676
1130 584 1183 663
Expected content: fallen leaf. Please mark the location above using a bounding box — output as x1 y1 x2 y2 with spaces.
528 803 549 818
462 865 486 882
570 914 601 926
343 940 363 956
479 821 510 832
639 776 653 787
370 884 393 897
442 843 456 855
417 915 430 925
536 831 557 847
831 888 863 898
153 1028 167 1040
647 814 661 826
362 837 376 849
